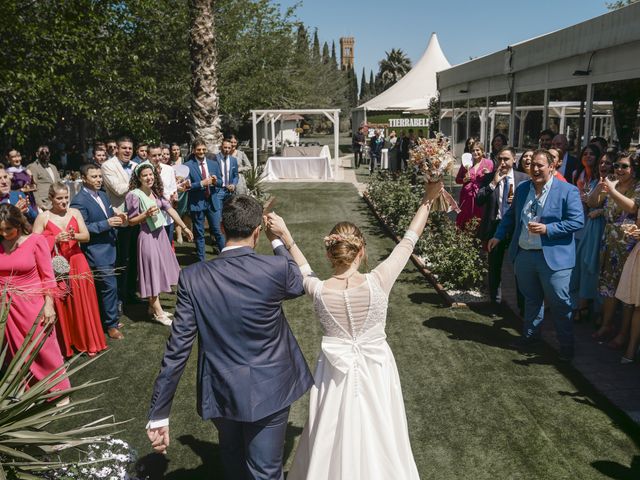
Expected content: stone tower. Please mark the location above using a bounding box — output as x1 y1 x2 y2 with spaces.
340 37 355 69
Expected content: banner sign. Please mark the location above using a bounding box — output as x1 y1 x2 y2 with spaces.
388 118 430 127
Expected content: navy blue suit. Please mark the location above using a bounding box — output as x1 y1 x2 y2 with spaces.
148 245 313 479
495 178 584 356
185 155 225 258
70 188 119 330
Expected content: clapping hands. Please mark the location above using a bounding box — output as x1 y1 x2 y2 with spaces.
147 426 170 455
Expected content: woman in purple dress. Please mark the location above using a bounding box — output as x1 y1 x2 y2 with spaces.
5 148 37 211
126 158 193 325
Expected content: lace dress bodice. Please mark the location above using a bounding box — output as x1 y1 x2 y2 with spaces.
301 230 419 340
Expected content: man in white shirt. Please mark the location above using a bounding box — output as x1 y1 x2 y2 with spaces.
101 137 140 306
551 134 577 183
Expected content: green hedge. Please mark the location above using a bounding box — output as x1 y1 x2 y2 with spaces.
366 171 487 291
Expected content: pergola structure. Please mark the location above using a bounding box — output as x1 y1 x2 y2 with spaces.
250 109 341 175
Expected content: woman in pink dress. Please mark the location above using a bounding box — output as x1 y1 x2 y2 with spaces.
32 182 107 357
455 141 494 228
0 204 70 393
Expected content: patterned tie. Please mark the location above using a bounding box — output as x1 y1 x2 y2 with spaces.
500 176 510 218
200 162 210 198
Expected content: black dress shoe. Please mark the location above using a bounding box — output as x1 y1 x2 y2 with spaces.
558 347 574 362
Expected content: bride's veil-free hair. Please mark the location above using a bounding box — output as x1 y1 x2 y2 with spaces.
325 222 368 271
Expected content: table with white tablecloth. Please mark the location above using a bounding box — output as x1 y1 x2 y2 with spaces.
262 156 334 181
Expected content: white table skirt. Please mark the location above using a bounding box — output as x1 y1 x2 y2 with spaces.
262 156 334 181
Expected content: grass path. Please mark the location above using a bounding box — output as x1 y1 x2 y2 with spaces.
61 183 640 479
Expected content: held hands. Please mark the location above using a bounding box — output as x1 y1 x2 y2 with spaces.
108 215 124 227
527 222 547 235
55 231 71 243
15 197 29 213
145 206 159 218
147 426 170 454
264 212 290 243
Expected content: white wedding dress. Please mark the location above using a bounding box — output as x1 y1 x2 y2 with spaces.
288 232 421 480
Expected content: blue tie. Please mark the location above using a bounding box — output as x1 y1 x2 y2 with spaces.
500 176 510 217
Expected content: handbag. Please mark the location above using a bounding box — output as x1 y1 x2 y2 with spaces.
52 243 70 277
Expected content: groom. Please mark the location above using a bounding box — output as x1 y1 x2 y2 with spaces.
146 194 313 479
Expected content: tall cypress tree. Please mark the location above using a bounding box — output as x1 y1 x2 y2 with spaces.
322 41 330 64
349 67 359 106
312 29 320 59
369 70 376 96
331 40 338 69
360 68 368 99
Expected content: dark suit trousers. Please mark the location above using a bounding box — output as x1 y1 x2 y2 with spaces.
191 205 224 261
213 406 290 480
488 235 508 303
90 264 119 330
116 225 139 302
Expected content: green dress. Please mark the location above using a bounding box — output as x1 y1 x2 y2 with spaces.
598 181 640 297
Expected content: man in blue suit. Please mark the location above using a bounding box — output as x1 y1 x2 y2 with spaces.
185 138 224 260
215 138 239 207
0 165 38 223
70 164 125 339
146 195 313 479
488 149 584 360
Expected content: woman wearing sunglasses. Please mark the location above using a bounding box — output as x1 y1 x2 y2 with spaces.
591 152 640 349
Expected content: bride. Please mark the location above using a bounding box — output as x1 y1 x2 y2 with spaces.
265 180 443 480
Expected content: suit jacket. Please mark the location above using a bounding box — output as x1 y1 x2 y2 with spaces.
476 170 528 240
148 245 313 423
101 158 137 211
1 191 38 223
562 153 577 184
494 178 584 271
214 153 239 189
185 156 223 212
70 188 117 267
29 161 60 210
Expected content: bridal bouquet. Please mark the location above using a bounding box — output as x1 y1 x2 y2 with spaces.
408 133 460 213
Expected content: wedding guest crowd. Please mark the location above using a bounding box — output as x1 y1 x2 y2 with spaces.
0 133 249 392
453 128 640 363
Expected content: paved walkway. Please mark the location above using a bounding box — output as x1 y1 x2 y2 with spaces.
500 259 640 423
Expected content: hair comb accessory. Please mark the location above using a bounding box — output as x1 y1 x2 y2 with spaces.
323 233 360 248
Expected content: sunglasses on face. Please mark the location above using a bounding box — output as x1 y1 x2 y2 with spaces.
613 163 631 170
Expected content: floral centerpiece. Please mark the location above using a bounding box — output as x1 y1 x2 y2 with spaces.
408 133 460 212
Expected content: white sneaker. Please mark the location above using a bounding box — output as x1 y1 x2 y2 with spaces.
153 313 173 326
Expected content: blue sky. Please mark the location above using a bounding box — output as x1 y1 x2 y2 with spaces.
277 0 609 79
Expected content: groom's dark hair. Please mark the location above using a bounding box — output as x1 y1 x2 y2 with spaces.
221 195 263 239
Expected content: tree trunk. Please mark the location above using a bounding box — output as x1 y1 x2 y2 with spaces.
188 0 223 152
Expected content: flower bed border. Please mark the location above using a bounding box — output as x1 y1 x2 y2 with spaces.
362 192 468 309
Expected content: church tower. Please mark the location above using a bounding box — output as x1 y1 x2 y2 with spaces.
340 37 355 70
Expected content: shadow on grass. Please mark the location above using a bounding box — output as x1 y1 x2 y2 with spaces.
591 455 640 479
135 423 303 479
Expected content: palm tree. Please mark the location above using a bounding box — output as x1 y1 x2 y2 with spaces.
188 0 223 150
377 48 412 91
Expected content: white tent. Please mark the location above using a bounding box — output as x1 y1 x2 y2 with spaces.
352 32 451 127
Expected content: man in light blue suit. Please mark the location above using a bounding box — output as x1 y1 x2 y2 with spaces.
146 195 313 479
185 138 224 260
488 149 584 360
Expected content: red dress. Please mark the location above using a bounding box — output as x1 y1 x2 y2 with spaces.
42 217 107 357
0 234 70 392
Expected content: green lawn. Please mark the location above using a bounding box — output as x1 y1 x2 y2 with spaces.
59 183 640 479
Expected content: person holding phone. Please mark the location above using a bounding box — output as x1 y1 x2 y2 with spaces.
488 149 584 361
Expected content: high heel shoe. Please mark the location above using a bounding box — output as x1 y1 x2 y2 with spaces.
152 313 172 326
620 356 634 364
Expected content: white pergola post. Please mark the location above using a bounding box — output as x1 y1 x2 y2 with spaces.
270 115 277 154
560 106 567 135
263 118 269 151
583 83 594 148
252 111 258 168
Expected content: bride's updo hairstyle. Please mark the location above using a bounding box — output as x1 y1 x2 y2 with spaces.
324 222 367 269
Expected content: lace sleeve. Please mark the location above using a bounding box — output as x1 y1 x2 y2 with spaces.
372 230 418 296
300 263 320 297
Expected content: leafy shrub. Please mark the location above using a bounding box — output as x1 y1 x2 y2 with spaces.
366 171 487 291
